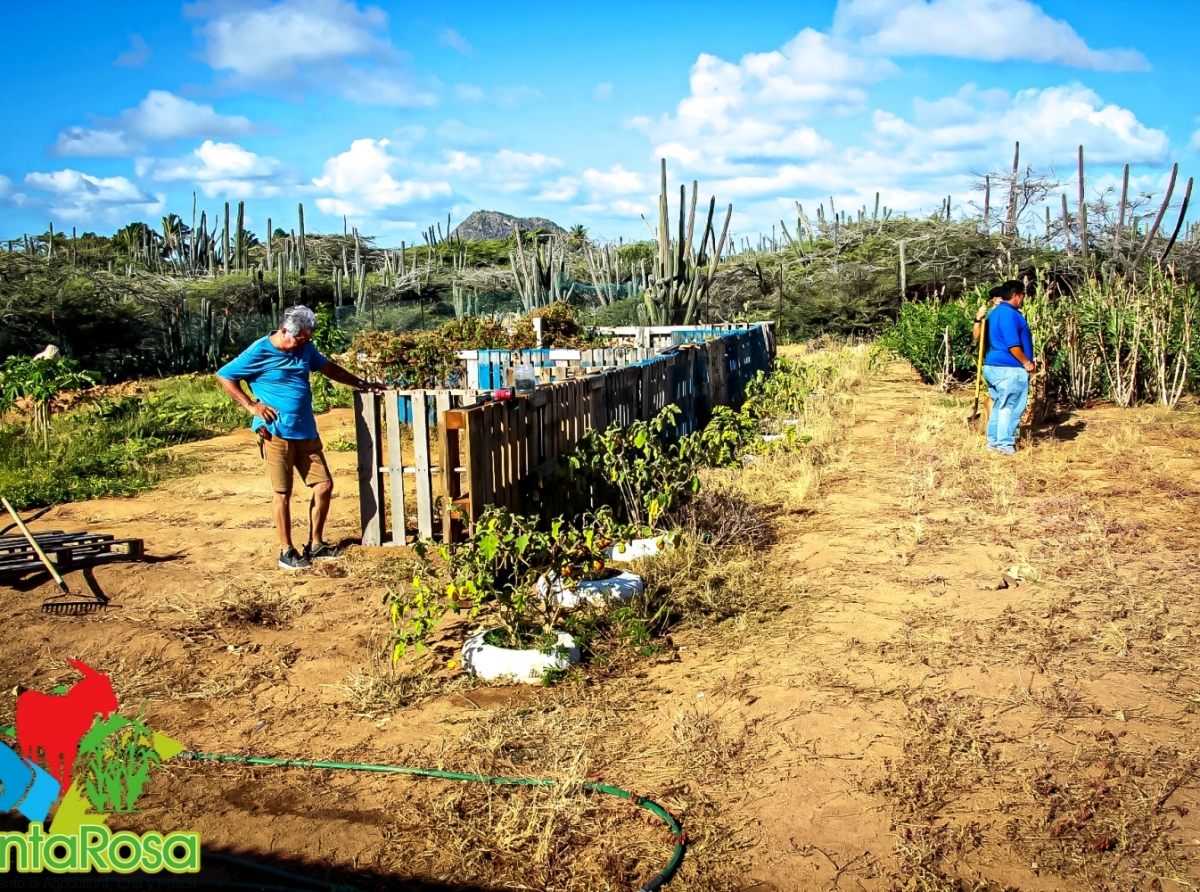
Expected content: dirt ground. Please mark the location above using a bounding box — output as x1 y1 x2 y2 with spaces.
3 353 1200 891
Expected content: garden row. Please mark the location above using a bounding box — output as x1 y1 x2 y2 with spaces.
383 348 827 683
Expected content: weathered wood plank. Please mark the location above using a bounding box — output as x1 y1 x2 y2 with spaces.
384 390 407 546
411 391 435 538
355 391 385 546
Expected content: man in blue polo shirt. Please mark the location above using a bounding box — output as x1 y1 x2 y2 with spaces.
982 280 1037 455
217 306 381 570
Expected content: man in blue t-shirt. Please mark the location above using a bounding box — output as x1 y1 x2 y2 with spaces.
982 280 1036 455
217 306 381 570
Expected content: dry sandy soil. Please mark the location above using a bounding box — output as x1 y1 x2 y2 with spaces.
3 350 1200 891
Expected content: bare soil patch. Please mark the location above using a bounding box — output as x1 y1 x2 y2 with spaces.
3 353 1199 890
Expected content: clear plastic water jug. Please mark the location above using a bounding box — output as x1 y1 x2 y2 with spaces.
514 363 536 394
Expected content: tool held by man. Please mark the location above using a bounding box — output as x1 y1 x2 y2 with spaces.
969 310 988 427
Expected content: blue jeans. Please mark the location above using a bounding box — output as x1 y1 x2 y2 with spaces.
983 365 1029 449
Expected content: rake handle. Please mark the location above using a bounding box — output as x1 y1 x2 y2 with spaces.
1 497 69 594
972 311 988 411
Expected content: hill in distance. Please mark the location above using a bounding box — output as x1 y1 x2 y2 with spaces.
452 210 567 242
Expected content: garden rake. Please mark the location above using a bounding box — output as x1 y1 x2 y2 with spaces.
1 497 109 615
968 314 988 431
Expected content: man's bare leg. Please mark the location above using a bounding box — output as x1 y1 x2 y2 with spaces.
272 492 294 551
309 480 333 545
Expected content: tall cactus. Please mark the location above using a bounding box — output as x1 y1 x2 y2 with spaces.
222 202 230 275
641 159 731 325
235 200 245 271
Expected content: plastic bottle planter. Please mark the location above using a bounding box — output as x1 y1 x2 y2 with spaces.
536 571 645 609
604 534 676 563
461 629 580 683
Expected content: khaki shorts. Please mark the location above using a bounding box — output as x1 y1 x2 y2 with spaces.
260 434 331 494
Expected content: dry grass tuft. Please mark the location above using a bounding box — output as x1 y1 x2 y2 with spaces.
216 583 308 628
672 482 774 549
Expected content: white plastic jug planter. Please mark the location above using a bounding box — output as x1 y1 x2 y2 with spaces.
537 571 645 609
461 629 580 683
604 534 675 563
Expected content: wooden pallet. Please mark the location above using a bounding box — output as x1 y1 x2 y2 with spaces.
0 531 144 579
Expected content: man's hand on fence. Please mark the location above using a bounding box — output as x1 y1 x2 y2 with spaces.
356 377 386 393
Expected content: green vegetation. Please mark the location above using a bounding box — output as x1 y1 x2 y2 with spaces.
0 374 245 510
385 357 829 664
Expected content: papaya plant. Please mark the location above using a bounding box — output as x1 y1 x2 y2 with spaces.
0 354 96 443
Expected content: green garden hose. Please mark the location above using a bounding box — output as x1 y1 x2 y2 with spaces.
178 751 686 892
0 724 685 891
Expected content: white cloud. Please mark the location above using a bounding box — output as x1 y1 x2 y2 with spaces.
135 140 295 198
833 0 1149 71
189 0 436 106
1191 127 1200 153
535 178 579 202
456 84 486 102
871 84 1170 169
52 128 138 158
124 91 256 141
113 33 151 67
51 91 257 157
436 119 496 146
439 27 476 58
22 169 164 223
592 83 614 102
312 138 452 216
632 29 890 175
582 164 652 196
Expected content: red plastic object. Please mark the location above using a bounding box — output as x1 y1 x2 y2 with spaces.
492 388 514 400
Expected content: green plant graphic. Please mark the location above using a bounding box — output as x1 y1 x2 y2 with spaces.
76 710 163 812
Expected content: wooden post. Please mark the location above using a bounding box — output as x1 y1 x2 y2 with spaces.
384 391 406 546
437 393 461 542
464 408 485 528
411 391 435 538
355 391 384 546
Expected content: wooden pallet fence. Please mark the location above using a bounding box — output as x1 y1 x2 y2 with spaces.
356 324 776 544
355 389 488 547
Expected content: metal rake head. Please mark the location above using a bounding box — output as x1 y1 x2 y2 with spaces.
41 594 109 615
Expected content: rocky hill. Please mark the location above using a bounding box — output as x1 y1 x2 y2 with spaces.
452 210 567 241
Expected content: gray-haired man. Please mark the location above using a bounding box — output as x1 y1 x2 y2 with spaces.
217 306 381 570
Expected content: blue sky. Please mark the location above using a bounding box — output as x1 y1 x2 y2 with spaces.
0 0 1197 245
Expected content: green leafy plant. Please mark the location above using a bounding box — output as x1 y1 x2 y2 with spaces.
388 506 629 656
880 297 978 388
565 404 700 531
75 709 162 812
0 354 96 439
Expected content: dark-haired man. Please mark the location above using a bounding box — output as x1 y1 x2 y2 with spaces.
981 280 1035 455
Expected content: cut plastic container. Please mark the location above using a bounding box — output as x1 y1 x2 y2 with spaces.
461 629 580 683
537 571 645 609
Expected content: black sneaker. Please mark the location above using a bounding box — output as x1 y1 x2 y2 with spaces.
278 547 311 571
305 541 342 561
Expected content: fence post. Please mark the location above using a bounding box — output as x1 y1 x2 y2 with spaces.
384 391 406 546
355 391 385 546
438 394 462 543
412 391 435 538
